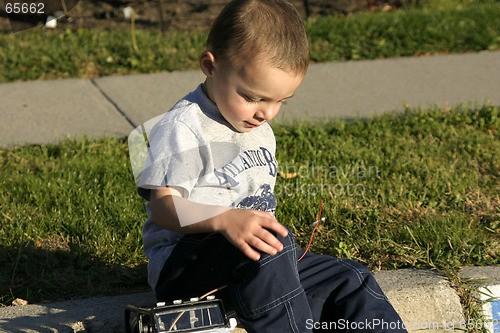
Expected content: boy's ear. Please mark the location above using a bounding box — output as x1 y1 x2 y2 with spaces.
200 50 216 77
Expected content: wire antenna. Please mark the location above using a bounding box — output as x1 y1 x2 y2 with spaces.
298 200 323 262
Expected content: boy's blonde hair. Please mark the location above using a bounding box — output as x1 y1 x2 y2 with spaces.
207 0 310 75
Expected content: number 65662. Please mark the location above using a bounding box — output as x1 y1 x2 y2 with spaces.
5 2 45 14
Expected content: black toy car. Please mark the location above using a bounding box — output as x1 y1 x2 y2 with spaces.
125 296 238 333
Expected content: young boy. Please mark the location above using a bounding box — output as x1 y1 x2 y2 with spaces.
135 0 408 332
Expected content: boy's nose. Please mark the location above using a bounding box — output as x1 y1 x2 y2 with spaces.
256 103 281 121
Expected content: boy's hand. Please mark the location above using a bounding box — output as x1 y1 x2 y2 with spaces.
216 209 288 261
150 187 288 261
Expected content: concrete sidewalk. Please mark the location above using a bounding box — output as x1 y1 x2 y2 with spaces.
0 267 499 332
0 51 499 147
0 51 499 332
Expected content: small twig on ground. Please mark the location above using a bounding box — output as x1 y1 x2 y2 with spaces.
131 12 140 53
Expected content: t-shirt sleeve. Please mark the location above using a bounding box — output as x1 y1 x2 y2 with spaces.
137 120 206 201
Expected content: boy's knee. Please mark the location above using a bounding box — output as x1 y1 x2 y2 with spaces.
270 225 296 248
233 230 299 280
264 229 299 262
280 227 297 247
334 258 391 303
338 258 374 282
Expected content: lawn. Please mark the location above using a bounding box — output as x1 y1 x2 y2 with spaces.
1 104 498 306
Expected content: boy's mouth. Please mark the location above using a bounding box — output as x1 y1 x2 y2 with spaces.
244 121 261 128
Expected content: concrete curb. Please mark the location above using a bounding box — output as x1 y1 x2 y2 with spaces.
0 292 154 333
1 267 499 333
374 269 464 332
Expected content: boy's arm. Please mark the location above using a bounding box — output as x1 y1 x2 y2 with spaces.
150 187 288 261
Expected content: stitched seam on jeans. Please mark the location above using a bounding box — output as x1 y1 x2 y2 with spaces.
240 285 305 319
230 233 298 282
240 243 297 280
232 245 300 316
337 258 388 301
285 300 300 333
235 285 303 318
338 258 387 300
257 232 297 264
259 242 296 266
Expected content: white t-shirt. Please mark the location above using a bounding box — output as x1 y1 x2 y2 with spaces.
137 84 278 288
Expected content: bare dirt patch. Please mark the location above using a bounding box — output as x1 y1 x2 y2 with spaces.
1 0 403 33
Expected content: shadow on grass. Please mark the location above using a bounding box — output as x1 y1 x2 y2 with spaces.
0 241 149 306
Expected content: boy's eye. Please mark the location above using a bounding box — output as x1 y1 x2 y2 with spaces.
243 95 259 103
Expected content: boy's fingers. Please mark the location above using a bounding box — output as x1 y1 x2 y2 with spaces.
262 218 288 238
248 235 280 256
276 223 289 237
239 243 261 261
253 227 286 254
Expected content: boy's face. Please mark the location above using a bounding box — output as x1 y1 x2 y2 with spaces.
202 53 305 133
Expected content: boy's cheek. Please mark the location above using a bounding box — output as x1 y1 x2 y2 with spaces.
226 101 250 118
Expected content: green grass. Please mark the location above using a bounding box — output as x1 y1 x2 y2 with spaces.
0 28 206 82
306 3 500 61
274 104 500 270
1 104 498 306
0 2 499 82
0 139 148 305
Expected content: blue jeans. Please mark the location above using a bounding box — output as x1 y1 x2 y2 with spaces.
155 231 407 333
